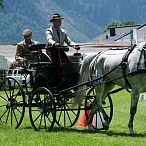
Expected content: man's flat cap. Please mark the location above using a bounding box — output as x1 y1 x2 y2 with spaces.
22 29 32 36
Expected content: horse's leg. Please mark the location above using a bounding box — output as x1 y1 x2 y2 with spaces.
87 84 104 129
96 83 114 125
128 90 139 136
88 100 110 130
88 84 111 130
102 82 115 103
87 101 99 130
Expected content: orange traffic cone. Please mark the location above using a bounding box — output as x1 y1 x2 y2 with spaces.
76 103 97 128
76 111 89 128
76 103 91 128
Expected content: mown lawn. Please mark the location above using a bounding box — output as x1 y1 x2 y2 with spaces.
1 89 146 146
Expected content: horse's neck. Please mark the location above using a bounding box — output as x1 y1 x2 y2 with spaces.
128 48 145 72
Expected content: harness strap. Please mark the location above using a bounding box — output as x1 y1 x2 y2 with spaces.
121 44 136 68
144 49 146 68
121 66 132 92
137 49 143 70
143 44 146 68
120 45 137 92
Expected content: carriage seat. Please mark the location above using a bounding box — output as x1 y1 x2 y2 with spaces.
30 53 52 68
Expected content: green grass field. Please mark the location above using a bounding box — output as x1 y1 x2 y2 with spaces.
1 88 146 146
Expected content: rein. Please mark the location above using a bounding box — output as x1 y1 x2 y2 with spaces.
119 45 137 92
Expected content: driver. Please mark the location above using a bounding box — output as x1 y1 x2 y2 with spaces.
45 13 80 75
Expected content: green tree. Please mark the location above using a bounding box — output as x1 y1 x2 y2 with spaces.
103 20 135 32
0 0 4 8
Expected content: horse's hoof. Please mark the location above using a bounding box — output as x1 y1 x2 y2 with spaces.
92 125 97 129
130 133 135 137
88 124 94 130
88 124 96 131
103 124 109 130
87 128 96 133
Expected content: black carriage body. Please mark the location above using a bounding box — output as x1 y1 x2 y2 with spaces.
34 63 60 88
27 44 82 91
34 61 81 91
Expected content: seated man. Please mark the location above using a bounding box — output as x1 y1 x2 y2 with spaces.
45 13 80 75
14 29 40 86
15 28 40 66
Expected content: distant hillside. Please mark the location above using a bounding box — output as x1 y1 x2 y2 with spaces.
0 0 146 44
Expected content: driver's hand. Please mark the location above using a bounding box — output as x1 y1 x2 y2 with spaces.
74 45 80 50
53 43 60 47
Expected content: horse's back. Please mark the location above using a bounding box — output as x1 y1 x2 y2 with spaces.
97 49 128 64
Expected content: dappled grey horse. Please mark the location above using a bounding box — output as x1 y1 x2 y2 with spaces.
75 42 146 136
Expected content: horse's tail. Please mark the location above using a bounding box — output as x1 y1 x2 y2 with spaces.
73 54 98 106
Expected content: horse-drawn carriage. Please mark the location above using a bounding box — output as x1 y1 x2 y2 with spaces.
1 42 146 136
0 44 113 131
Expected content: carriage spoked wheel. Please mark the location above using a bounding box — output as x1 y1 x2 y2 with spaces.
85 88 113 130
29 87 56 131
55 92 80 128
0 77 25 128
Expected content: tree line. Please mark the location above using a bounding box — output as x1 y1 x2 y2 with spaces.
103 20 135 32
0 0 4 8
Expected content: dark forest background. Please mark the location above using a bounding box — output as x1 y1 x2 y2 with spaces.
0 0 146 44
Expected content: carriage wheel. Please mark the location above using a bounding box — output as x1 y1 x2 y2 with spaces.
85 88 113 130
0 77 25 128
55 93 80 127
29 87 56 131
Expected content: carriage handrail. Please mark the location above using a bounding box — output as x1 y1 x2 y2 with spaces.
28 44 70 52
70 43 131 48
28 43 131 52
